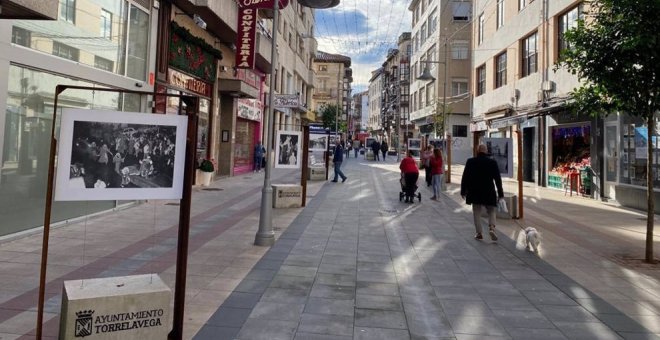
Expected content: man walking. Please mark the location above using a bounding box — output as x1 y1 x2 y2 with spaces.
254 141 265 172
371 140 380 161
331 139 347 183
460 144 504 241
381 140 389 161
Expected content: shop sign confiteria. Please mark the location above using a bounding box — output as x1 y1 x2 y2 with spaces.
235 0 289 69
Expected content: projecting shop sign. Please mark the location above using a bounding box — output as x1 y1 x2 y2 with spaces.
236 0 290 69
273 94 300 108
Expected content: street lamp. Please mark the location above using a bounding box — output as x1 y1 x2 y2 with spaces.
255 0 340 246
417 54 449 184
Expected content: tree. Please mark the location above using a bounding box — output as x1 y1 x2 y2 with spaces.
318 104 346 132
557 0 660 263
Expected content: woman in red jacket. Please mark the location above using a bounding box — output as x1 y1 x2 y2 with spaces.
429 148 444 200
399 150 419 202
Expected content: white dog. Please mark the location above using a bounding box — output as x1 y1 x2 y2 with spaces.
524 227 540 253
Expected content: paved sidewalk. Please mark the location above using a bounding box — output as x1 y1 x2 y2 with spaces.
0 156 658 339
195 158 660 339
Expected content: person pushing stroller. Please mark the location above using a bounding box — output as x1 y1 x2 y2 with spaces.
399 150 421 203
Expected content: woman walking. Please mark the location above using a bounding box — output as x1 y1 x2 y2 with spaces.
421 145 434 187
429 148 444 200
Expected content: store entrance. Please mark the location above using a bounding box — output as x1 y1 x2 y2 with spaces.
604 122 618 200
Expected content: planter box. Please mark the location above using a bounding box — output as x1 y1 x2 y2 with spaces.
195 170 213 186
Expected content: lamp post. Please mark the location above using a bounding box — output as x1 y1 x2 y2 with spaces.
417 39 449 183
255 0 340 246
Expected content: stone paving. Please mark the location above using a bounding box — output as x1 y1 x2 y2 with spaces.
0 155 658 339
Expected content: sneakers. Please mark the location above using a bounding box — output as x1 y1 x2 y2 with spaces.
430 196 437 200
489 226 498 241
342 177 347 183
331 180 338 182
475 233 483 240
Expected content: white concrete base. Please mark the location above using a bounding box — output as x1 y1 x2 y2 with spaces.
59 274 171 340
308 167 326 181
272 184 302 208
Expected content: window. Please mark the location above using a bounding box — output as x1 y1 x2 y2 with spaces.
495 52 507 88
429 9 438 34
558 4 583 53
319 78 327 90
522 32 538 77
126 5 149 81
496 0 504 29
11 26 31 47
452 2 471 21
319 65 328 72
420 22 426 45
519 0 526 11
452 125 468 137
451 41 469 60
478 14 484 45
52 41 79 61
451 79 468 96
100 9 112 39
476 65 486 96
60 0 76 23
94 56 114 71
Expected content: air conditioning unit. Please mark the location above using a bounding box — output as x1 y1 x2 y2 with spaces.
542 81 555 92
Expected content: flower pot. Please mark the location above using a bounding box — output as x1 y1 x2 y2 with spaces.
196 170 213 186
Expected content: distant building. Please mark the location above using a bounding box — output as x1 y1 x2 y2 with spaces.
312 51 352 127
367 68 384 133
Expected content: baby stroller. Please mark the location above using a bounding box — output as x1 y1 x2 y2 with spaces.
399 172 422 203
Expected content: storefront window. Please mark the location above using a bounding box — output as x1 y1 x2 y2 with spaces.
620 115 660 187
12 0 149 80
1 65 144 236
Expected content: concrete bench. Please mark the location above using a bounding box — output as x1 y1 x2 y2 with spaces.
272 184 302 208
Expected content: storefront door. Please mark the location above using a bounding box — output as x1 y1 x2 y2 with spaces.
604 121 619 200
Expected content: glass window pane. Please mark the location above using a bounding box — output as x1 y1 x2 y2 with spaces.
126 5 149 81
15 0 129 76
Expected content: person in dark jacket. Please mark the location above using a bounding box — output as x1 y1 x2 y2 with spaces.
460 144 504 241
381 141 389 161
371 140 380 161
399 150 419 203
331 139 347 183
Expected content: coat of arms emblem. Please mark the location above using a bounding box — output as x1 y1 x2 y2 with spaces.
74 310 94 337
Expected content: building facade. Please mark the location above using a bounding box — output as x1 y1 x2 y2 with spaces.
351 90 368 135
367 68 384 133
409 0 473 164
311 51 352 128
0 0 160 237
380 33 411 153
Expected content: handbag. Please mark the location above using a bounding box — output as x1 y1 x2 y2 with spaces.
497 198 508 214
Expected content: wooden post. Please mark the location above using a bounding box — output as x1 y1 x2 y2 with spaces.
446 135 452 183
301 125 309 207
325 130 330 180
169 97 198 340
516 130 524 219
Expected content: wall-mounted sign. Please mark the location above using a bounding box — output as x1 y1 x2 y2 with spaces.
168 69 212 97
237 98 262 121
236 7 257 69
238 0 290 9
273 94 300 108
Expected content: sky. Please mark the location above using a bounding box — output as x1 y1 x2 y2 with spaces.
313 0 412 94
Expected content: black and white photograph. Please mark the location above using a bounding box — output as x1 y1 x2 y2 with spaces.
55 109 188 201
309 134 328 151
408 138 422 150
275 131 302 169
329 134 339 148
428 138 445 151
484 137 514 178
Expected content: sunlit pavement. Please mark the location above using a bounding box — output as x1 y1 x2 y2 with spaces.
0 156 658 339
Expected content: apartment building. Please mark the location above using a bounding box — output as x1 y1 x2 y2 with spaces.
380 32 412 152
409 0 473 164
472 0 652 208
351 90 369 136
311 51 352 124
368 68 384 133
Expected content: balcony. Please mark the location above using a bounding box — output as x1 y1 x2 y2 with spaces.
186 0 272 72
